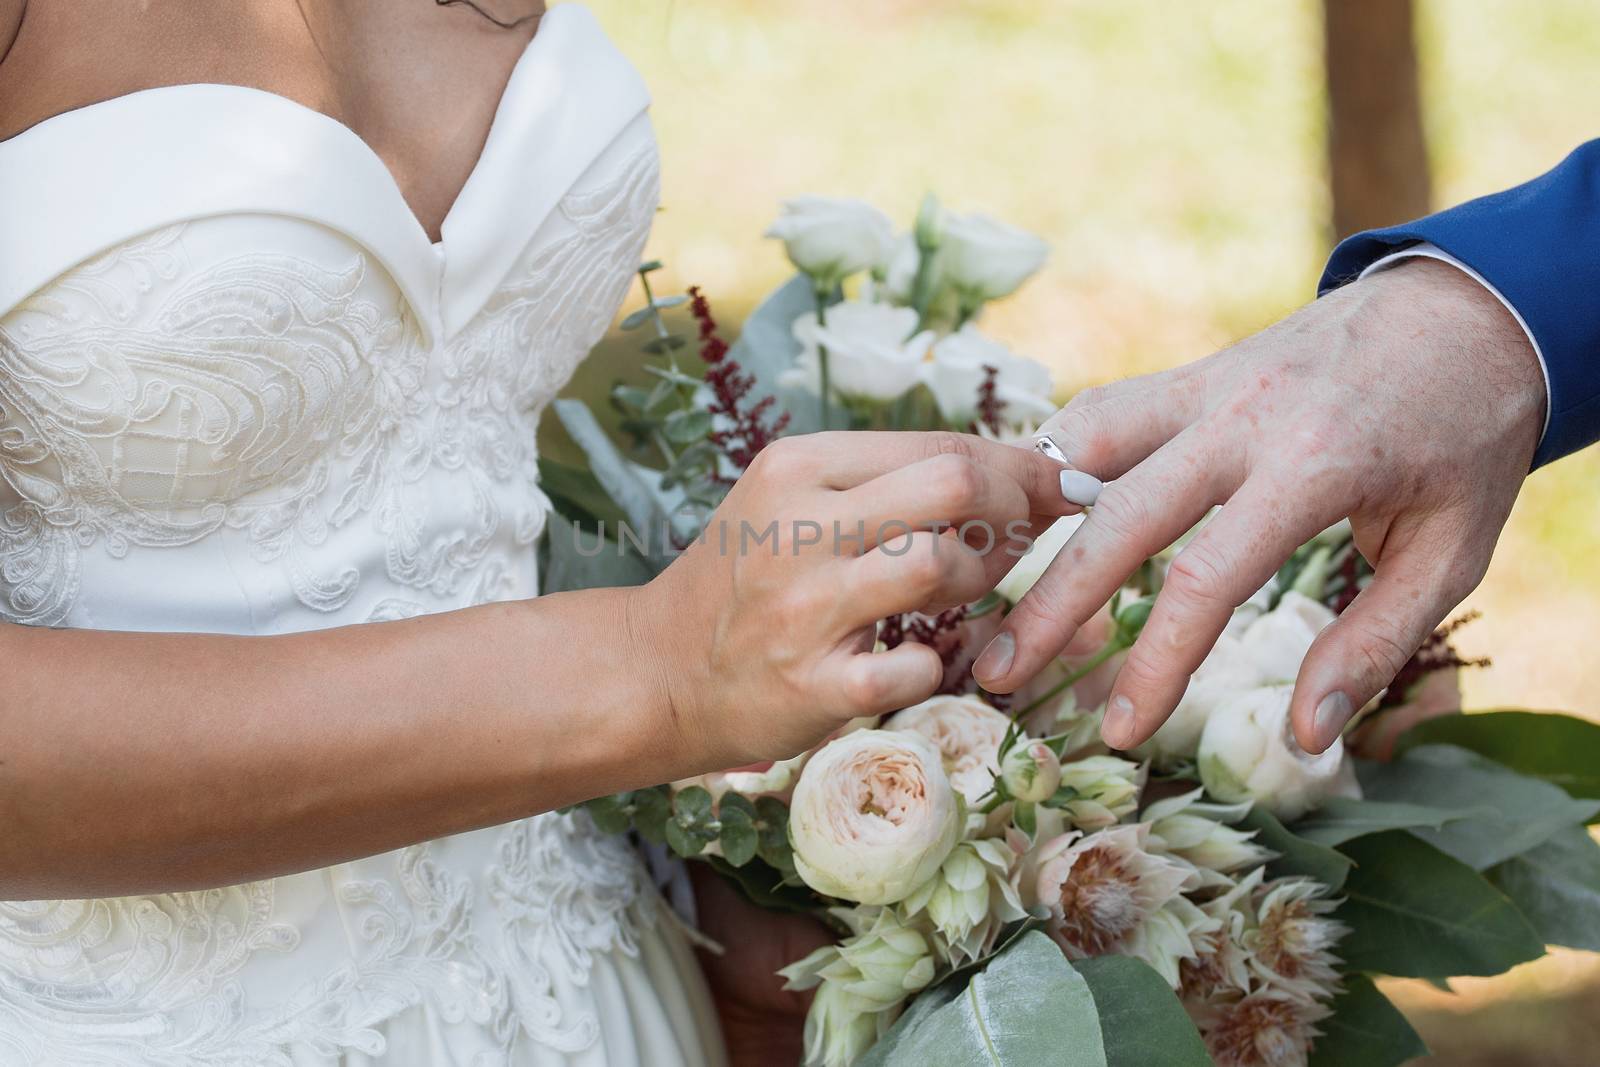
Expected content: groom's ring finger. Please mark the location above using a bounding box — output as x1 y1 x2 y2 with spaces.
1101 476 1343 747
979 431 1233 693
850 531 991 619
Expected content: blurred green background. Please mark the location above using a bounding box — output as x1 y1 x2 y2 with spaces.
553 2 1600 1060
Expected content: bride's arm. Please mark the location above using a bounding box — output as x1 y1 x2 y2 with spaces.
0 431 1072 900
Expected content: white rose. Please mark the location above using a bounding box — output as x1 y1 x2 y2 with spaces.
782 301 934 402
923 325 1056 423
939 211 1049 302
765 196 896 286
1137 632 1263 766
788 730 963 904
1237 591 1335 682
882 232 922 303
887 694 1013 807
995 514 1084 604
1197 684 1359 822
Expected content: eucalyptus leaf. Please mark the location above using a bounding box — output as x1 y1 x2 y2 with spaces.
619 306 655 331
1290 796 1481 847
1335 830 1544 977
860 931 1106 1067
653 294 690 309
1072 956 1212 1067
702 854 820 913
582 792 633 835
630 786 671 845
664 408 714 444
553 399 672 568
725 274 831 433
1357 745 1600 869
642 334 688 355
536 458 628 529
1307 975 1428 1067
1485 824 1600 952
716 793 760 868
1397 710 1600 805
1238 806 1353 890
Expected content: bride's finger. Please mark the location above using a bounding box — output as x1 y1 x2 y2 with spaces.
1037 371 1208 481
1097 475 1346 748
781 431 1074 518
826 640 945 719
847 531 992 620
836 454 1030 553
975 429 1236 694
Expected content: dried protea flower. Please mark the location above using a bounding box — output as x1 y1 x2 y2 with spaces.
1179 869 1261 1002
1024 823 1201 979
1194 990 1330 1067
1244 877 1347 1002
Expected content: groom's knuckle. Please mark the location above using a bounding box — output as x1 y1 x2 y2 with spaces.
1166 542 1233 607
1348 618 1414 680
1088 485 1149 543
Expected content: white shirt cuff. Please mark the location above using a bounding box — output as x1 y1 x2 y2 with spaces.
1360 242 1552 446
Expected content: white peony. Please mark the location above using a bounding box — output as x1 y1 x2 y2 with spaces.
887 695 1014 807
995 513 1084 604
922 325 1056 423
788 730 963 904
765 196 896 286
1197 685 1360 822
1236 591 1334 683
783 300 934 402
939 211 1049 302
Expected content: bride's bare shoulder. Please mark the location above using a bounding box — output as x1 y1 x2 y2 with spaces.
0 1 328 143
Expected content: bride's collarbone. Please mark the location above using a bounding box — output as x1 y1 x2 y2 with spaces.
0 0 545 241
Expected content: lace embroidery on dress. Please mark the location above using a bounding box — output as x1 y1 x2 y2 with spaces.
0 141 670 1064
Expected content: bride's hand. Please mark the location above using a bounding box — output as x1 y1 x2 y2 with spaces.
635 431 1074 768
973 259 1544 755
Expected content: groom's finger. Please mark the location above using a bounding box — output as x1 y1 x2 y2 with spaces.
1036 372 1207 481
975 430 1233 695
792 431 1075 518
1097 476 1345 748
1289 525 1486 753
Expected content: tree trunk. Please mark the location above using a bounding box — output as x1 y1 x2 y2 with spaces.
1323 0 1431 240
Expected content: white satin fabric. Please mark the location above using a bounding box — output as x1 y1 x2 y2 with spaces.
0 7 725 1065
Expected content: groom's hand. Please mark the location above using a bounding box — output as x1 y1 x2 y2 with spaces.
973 259 1546 753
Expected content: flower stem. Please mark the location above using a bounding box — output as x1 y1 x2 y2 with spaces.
1013 638 1125 721
815 288 832 428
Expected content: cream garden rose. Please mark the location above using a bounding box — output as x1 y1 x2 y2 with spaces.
765 196 896 286
788 730 963 905
1197 685 1360 822
887 694 1013 807
939 210 1050 303
784 301 934 402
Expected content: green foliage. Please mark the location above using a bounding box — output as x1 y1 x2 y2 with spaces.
1357 744 1600 869
1485 824 1600 953
1290 795 1479 847
1240 805 1353 890
1397 710 1600 806
860 931 1107 1067
539 511 656 594
1335 831 1544 977
1072 956 1213 1067
1307 975 1429 1067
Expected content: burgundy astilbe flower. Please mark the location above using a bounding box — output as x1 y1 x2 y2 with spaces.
1376 610 1490 710
971 364 1006 435
688 286 790 480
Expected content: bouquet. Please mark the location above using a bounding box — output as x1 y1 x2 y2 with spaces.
542 195 1600 1067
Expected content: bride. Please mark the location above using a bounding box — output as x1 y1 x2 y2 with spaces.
0 2 1073 1063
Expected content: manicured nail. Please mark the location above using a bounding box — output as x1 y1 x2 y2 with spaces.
974 633 1015 682
1313 691 1354 750
1060 469 1103 507
1103 694 1135 748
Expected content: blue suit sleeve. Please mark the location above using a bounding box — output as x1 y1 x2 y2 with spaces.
1319 140 1600 467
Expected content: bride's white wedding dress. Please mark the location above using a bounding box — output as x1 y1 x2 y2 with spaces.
0 6 725 1065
